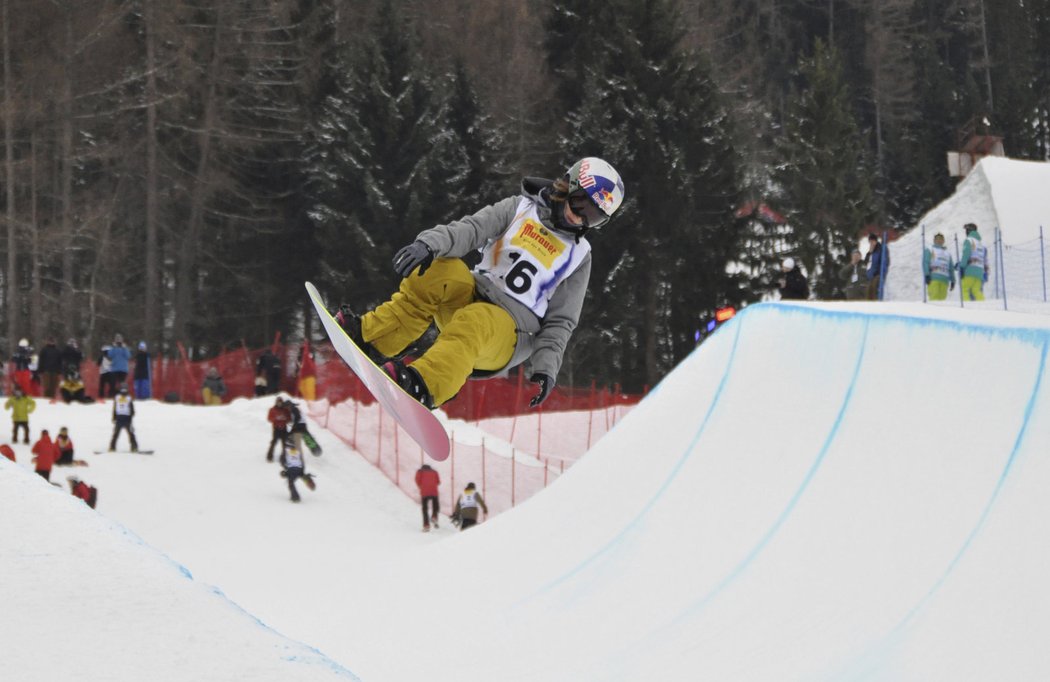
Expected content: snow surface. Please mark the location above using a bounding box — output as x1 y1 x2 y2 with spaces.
885 157 1050 307
5 300 1050 680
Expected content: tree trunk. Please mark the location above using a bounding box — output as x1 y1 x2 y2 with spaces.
3 0 17 354
144 0 161 350
173 14 223 349
59 7 75 326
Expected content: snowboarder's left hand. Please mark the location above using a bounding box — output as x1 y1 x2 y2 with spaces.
392 240 434 278
529 373 553 408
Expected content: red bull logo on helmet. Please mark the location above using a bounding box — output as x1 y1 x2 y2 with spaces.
572 157 624 216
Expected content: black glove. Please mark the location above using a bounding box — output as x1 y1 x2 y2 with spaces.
392 240 434 278
924 275 931 285
950 280 955 291
529 373 553 408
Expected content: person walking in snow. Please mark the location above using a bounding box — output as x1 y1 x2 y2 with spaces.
451 482 488 531
31 429 57 481
923 232 956 301
959 223 989 302
266 397 291 462
109 386 139 452
777 257 809 300
415 463 441 531
133 341 152 399
333 157 625 411
278 438 314 503
5 386 36 443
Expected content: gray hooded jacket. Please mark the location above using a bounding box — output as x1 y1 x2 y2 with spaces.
413 178 592 381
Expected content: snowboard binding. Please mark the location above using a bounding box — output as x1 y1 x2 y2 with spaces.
334 305 390 366
383 360 435 410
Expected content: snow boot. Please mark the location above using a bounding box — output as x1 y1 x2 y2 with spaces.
334 305 388 365
382 360 434 409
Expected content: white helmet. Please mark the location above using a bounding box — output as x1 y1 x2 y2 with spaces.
18 338 28 348
783 257 795 270
558 157 625 234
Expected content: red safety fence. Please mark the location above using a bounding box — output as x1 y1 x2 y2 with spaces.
305 395 636 520
9 339 643 517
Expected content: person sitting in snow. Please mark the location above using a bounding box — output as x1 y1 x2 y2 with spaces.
67 476 97 509
59 370 95 404
201 367 227 405
451 482 488 531
54 426 75 466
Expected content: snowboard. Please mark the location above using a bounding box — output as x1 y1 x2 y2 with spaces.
305 281 450 462
301 430 322 456
93 449 154 455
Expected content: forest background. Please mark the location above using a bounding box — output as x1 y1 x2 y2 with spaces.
1 0 1047 391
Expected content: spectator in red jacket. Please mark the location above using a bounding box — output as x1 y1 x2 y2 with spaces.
415 464 441 531
67 476 97 509
31 429 57 481
266 397 291 462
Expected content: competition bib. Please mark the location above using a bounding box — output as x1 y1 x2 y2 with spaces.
114 395 133 416
929 246 952 276
478 197 591 318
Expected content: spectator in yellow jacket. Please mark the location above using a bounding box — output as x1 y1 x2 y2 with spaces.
4 386 36 444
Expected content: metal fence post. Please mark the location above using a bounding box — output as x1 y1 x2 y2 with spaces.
1041 226 1047 302
998 227 1008 310
921 224 927 303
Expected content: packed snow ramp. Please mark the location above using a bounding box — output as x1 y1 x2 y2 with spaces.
347 302 1050 681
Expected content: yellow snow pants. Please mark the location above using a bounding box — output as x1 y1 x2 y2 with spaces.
360 258 517 407
927 280 949 301
961 275 985 301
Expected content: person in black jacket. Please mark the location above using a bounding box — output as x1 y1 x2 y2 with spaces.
60 338 83 377
778 258 810 300
256 349 281 395
37 337 64 399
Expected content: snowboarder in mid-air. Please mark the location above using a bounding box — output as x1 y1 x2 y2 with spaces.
334 157 625 411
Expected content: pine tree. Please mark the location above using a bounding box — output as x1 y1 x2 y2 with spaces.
305 0 450 309
775 39 875 299
547 0 743 390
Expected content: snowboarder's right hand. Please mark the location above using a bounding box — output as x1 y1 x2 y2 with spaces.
529 373 554 408
393 240 434 278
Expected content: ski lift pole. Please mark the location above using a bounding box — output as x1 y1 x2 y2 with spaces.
1041 226 1047 302
921 224 927 303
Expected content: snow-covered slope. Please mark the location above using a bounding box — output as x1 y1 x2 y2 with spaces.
6 300 1050 680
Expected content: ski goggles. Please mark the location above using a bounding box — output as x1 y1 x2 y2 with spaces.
567 191 610 229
